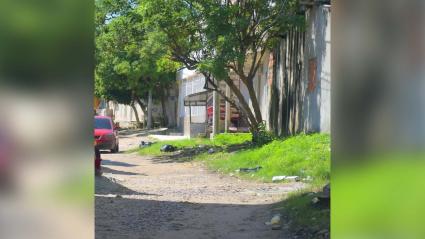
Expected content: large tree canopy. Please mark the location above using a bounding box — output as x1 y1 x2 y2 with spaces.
95 0 180 124
140 0 303 133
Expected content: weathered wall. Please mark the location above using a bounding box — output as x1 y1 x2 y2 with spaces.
302 4 331 133
269 4 331 136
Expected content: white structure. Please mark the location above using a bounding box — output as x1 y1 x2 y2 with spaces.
176 68 208 137
97 100 161 128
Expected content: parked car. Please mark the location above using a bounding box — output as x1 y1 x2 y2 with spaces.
94 116 119 153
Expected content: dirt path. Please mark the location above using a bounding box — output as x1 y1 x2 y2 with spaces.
95 132 303 239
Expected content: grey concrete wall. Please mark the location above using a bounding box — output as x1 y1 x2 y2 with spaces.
183 117 207 138
267 4 331 135
190 123 207 138
302 5 331 133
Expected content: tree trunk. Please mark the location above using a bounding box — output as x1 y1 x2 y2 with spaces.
134 96 147 128
147 89 153 129
137 99 147 115
222 77 258 129
202 73 262 138
160 89 168 127
203 73 261 131
245 80 263 124
130 102 142 128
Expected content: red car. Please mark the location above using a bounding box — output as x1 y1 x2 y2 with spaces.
94 116 119 153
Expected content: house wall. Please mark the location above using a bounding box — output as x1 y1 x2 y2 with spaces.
97 101 161 128
176 68 208 136
97 89 178 129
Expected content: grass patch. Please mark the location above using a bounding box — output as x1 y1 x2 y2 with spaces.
138 138 211 156
137 133 252 156
202 133 330 185
137 133 330 185
213 133 252 145
274 189 330 237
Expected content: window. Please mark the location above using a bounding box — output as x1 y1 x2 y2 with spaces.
95 118 112 129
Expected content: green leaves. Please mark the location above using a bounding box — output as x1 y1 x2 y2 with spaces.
140 0 302 80
95 0 180 104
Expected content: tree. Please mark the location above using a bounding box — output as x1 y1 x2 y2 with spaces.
95 0 180 127
140 0 303 138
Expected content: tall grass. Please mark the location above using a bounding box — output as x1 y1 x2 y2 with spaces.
201 133 330 184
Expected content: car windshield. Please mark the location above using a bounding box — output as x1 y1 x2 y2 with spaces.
95 118 112 129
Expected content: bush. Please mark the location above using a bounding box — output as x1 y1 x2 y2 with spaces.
252 121 275 145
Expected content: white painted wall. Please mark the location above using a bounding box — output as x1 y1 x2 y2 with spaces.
97 100 161 128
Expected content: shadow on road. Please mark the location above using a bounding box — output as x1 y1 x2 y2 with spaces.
95 175 159 197
101 159 138 167
102 166 147 176
95 194 282 239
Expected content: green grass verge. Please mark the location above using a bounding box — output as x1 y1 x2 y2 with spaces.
137 133 252 156
137 133 330 185
199 133 330 185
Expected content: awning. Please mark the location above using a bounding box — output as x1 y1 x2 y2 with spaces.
184 91 209 106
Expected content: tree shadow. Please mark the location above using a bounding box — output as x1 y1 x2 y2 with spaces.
94 167 327 239
101 159 138 167
95 195 287 239
95 175 160 197
102 166 147 176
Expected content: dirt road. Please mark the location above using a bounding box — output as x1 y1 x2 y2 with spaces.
95 131 303 239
